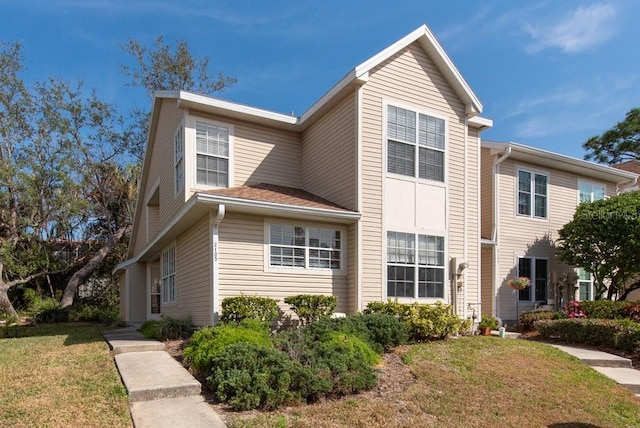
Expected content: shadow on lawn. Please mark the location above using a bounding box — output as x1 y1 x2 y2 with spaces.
1 322 107 346
548 423 602 428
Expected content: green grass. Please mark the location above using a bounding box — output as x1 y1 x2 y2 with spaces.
0 322 131 428
226 337 640 428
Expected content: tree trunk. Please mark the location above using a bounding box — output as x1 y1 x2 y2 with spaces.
0 283 17 317
60 226 129 309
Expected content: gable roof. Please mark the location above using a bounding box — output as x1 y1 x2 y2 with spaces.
483 141 639 185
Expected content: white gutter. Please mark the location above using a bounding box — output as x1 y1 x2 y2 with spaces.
492 146 512 318
355 83 364 313
211 204 225 325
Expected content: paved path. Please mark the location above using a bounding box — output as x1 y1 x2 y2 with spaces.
102 326 226 428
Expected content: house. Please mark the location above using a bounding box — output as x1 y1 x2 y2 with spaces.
480 141 637 323
115 25 494 325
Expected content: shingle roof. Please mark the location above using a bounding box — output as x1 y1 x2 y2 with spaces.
203 183 352 212
613 160 640 175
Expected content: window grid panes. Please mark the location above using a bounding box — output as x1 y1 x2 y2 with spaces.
162 246 176 304
269 224 341 270
387 105 445 182
579 182 606 203
195 122 229 187
387 232 445 299
518 170 548 219
174 126 184 193
578 268 592 301
517 257 547 302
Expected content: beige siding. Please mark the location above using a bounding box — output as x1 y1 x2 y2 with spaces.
480 245 494 316
301 94 357 210
127 263 147 322
218 212 351 314
495 159 620 321
162 215 212 326
359 42 477 309
480 148 494 240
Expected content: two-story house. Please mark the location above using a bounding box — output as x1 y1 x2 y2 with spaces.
480 141 637 323
115 25 493 325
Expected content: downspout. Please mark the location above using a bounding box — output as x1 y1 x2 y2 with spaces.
492 147 511 318
211 204 225 325
355 83 364 312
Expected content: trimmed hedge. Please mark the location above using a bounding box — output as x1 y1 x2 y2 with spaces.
519 310 555 332
535 318 640 352
579 300 629 319
220 294 280 325
284 294 337 325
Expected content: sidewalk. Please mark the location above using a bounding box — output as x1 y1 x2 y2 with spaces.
102 326 226 428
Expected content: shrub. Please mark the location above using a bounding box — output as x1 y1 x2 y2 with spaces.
356 313 407 351
625 302 640 322
207 342 320 410
535 318 640 352
23 289 68 323
139 320 162 340
519 310 554 331
325 332 380 366
284 294 337 325
160 316 194 340
69 304 122 326
579 300 629 319
220 294 280 325
363 299 413 318
184 319 273 374
478 315 499 330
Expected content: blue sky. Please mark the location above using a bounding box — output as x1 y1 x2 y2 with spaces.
2 0 639 159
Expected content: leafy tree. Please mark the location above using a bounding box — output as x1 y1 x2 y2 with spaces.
557 192 640 300
583 108 640 164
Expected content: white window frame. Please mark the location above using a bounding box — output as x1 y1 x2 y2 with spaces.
516 256 548 302
194 119 232 189
385 103 447 184
161 243 177 305
517 168 548 219
578 268 594 301
578 180 606 204
265 221 346 275
174 123 184 195
385 231 446 301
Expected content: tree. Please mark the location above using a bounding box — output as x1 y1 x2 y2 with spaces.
583 108 640 164
557 192 640 300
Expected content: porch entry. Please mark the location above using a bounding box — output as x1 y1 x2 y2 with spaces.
149 261 161 319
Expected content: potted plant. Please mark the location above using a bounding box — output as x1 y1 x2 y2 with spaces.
507 276 531 291
478 315 498 336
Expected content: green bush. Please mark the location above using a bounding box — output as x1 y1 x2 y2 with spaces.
184 319 273 374
519 310 554 331
625 302 640 322
69 304 122 326
160 316 194 340
326 332 380 366
478 315 499 330
207 342 320 410
284 294 337 325
579 300 629 319
364 300 468 341
220 294 280 325
355 313 407 351
23 289 68 323
139 320 162 340
535 318 640 352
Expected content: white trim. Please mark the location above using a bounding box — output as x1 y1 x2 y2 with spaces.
146 261 161 320
515 255 549 303
468 115 493 129
188 116 235 190
515 166 549 221
577 179 606 204
356 84 364 312
174 121 185 196
161 241 177 306
263 220 347 276
211 205 225 325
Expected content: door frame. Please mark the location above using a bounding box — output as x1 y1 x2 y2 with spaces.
147 260 162 320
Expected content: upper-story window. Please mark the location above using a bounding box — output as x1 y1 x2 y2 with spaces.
579 181 605 203
196 121 230 187
387 105 445 182
174 125 184 194
162 244 176 304
518 169 547 219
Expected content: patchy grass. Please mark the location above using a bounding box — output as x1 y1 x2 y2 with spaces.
225 337 640 428
0 322 131 428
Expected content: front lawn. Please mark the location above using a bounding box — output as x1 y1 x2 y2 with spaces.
0 322 131 428
223 336 640 428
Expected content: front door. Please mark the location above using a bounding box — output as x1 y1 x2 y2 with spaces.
149 261 161 319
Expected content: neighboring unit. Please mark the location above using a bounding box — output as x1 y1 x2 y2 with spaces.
116 25 493 325
480 141 637 323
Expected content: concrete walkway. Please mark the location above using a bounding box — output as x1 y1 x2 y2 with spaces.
550 344 640 395
102 326 226 428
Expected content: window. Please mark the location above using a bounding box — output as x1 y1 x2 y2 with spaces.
196 121 229 187
162 245 176 304
174 125 184 193
269 224 341 270
579 181 605 203
387 105 445 182
578 268 592 301
517 257 547 302
518 169 547 218
387 231 445 299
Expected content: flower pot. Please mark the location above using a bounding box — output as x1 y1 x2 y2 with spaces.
480 326 492 336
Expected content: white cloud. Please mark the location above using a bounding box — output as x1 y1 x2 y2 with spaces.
524 3 617 54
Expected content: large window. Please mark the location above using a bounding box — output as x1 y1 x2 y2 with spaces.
387 231 445 299
518 169 547 218
162 245 176 304
174 125 184 193
517 257 547 302
269 224 341 270
579 181 605 203
578 268 593 301
387 105 445 182
196 121 229 187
